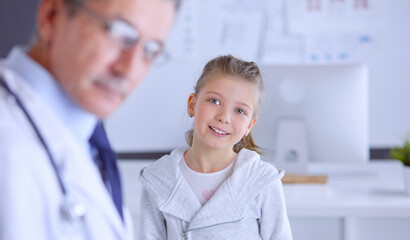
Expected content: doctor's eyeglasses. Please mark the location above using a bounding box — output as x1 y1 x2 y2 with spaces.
70 1 168 63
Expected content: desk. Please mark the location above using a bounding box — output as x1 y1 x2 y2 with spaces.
119 160 410 240
284 160 410 240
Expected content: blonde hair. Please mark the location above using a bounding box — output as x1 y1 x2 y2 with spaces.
185 55 264 154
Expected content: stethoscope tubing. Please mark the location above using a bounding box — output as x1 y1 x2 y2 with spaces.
0 76 67 196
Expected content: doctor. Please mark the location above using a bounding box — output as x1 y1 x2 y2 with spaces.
0 0 178 239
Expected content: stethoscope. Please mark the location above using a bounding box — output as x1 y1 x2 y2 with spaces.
0 75 86 227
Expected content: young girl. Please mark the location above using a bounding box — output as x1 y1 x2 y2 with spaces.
138 55 292 240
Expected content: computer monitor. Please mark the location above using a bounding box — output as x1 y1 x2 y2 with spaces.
253 65 368 171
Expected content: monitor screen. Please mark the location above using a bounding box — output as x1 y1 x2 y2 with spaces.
253 65 368 169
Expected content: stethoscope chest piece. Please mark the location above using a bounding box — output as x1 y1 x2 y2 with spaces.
60 198 87 232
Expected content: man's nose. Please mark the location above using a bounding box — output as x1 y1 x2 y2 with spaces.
111 44 146 79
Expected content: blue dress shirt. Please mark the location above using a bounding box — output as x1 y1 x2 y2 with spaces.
3 46 98 148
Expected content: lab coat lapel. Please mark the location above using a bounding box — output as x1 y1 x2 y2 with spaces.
56 136 125 236
66 154 125 235
26 87 126 236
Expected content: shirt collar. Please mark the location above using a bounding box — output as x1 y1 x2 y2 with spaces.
4 46 98 142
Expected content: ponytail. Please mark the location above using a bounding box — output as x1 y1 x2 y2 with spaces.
185 129 194 147
233 132 262 154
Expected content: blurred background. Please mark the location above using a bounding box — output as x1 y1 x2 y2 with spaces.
2 0 410 239
2 0 410 155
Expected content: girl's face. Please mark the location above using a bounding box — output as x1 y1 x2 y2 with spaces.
188 74 258 152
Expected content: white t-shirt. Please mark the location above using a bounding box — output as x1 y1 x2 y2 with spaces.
179 155 236 205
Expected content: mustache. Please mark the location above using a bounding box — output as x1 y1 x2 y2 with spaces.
93 76 129 96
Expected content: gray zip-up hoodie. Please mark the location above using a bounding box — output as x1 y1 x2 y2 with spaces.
138 147 292 240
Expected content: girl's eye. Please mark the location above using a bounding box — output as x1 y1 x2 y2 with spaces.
210 99 220 105
236 109 246 115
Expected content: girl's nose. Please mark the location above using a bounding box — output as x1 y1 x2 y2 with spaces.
217 109 230 124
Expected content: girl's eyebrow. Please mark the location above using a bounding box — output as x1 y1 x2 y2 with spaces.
205 91 252 111
204 91 223 97
237 102 252 111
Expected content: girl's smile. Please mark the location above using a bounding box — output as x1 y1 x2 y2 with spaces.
188 74 258 152
209 125 230 136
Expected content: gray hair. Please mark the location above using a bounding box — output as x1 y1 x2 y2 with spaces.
63 0 182 15
30 0 181 44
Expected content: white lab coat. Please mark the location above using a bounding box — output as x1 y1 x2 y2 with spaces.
0 65 134 239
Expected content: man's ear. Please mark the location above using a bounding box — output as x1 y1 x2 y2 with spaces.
187 93 196 118
37 0 64 44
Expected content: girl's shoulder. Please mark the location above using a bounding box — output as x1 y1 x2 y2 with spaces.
235 148 284 178
140 146 188 177
139 147 188 202
228 149 284 203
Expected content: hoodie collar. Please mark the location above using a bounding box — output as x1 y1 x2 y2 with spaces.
141 147 283 230
157 163 244 229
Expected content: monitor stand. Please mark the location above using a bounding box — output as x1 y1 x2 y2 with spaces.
275 118 309 174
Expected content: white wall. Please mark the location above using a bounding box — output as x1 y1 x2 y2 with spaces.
367 0 410 147
0 0 408 150
106 0 410 152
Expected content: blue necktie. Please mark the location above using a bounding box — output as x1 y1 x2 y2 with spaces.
89 122 123 220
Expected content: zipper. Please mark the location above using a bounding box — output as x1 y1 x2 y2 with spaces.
178 219 188 240
183 218 242 238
